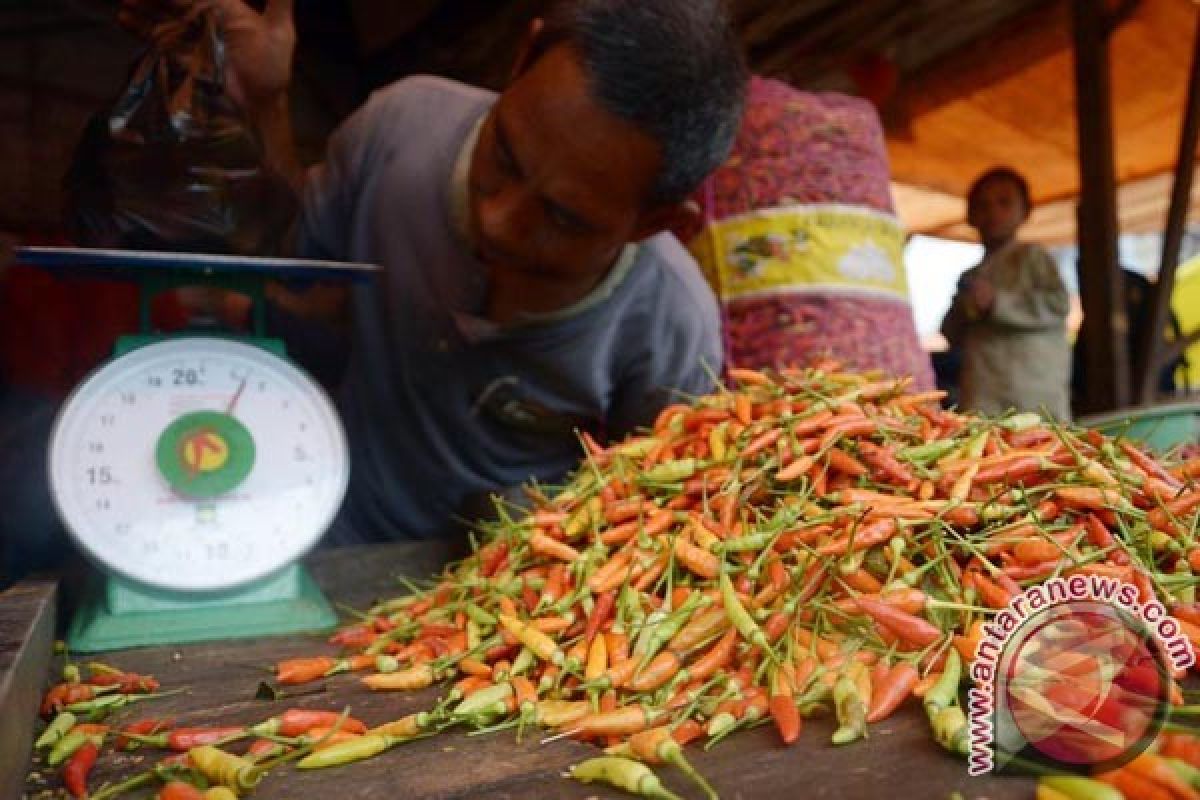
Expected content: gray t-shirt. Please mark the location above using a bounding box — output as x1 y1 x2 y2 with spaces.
297 76 722 543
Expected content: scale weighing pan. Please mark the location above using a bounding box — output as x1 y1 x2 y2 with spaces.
15 246 379 280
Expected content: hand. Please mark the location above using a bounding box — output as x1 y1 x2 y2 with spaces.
118 0 295 113
969 277 995 315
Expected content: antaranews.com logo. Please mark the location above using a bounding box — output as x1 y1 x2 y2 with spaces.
967 574 1194 775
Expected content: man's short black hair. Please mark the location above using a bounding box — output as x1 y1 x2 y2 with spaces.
967 167 1033 214
536 0 748 207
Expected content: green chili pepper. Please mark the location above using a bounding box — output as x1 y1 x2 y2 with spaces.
48 729 101 766
1162 758 1200 790
718 573 774 661
715 531 778 554
704 711 737 741
634 593 707 667
63 693 127 713
452 683 513 718
923 649 962 718
641 459 700 484
565 496 603 540
832 674 867 745
570 756 683 800
619 585 645 630
297 732 406 769
930 706 969 755
510 646 536 677
615 438 659 459
999 412 1042 431
1174 560 1196 604
898 439 958 465
1038 775 1124 800
35 711 76 750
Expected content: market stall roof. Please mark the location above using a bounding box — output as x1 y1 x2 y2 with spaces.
0 0 1193 245
884 0 1199 245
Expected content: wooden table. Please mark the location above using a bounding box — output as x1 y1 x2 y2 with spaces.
9 542 1034 799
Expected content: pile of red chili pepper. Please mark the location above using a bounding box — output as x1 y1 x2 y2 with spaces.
33 366 1200 798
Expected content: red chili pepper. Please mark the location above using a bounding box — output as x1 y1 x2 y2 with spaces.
165 726 246 751
766 689 799 744
1132 569 1157 605
480 541 509 578
766 556 788 592
857 441 915 487
87 671 159 693
585 589 617 645
867 662 919 722
246 738 286 762
521 581 540 612
854 596 942 648
158 752 191 769
966 571 1014 610
158 782 205 800
115 718 172 750
974 455 1042 485
1000 559 1059 581
671 718 705 746
1172 602 1200 627
328 625 377 648
41 684 96 717
276 657 336 685
276 709 366 737
63 740 98 798
763 611 790 642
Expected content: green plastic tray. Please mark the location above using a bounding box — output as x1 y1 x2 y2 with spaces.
1079 401 1200 452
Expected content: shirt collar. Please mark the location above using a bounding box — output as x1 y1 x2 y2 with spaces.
448 113 485 248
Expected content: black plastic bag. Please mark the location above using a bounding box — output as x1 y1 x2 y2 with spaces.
64 9 296 255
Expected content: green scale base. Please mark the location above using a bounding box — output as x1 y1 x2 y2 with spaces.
67 564 337 653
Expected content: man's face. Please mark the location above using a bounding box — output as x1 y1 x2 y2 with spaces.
466 45 664 285
968 177 1027 247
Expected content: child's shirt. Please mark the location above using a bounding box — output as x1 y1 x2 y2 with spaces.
941 240 1071 419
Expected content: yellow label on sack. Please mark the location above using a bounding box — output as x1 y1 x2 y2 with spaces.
688 204 910 301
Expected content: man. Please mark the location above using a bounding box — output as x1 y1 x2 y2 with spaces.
121 0 747 543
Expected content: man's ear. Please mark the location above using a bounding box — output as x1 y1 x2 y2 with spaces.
631 200 703 242
511 18 546 81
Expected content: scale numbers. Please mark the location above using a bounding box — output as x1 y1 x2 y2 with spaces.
49 338 349 592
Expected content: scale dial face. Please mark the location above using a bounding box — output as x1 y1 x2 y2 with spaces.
49 337 349 592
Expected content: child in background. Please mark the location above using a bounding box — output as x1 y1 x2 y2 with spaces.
940 167 1071 419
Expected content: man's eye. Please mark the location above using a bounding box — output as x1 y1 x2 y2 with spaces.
547 207 577 232
546 204 588 235
496 140 518 177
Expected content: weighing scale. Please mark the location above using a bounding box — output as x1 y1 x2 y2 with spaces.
15 246 378 652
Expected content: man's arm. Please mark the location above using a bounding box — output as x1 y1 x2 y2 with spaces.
250 93 304 194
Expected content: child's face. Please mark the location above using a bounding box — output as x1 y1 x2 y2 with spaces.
968 178 1027 246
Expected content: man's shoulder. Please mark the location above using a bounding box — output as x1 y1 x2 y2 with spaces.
634 234 719 318
365 76 496 120
620 234 720 349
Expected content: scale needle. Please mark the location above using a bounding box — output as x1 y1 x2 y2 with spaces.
225 374 250 416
